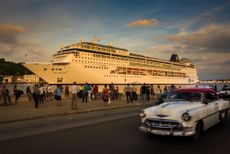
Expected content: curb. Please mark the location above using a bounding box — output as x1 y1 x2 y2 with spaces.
0 103 154 124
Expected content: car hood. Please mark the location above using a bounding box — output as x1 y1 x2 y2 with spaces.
145 101 204 119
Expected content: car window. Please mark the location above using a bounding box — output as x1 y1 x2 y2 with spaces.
205 92 218 102
167 92 201 102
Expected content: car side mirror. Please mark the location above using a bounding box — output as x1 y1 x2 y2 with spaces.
202 99 208 104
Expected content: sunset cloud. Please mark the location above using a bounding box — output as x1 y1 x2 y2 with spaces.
0 23 48 62
167 24 230 53
0 24 26 44
0 24 26 57
142 23 230 80
126 18 158 27
0 24 25 34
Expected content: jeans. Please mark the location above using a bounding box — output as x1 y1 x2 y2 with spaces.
141 93 147 104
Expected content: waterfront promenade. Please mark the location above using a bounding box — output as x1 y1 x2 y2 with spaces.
0 94 156 123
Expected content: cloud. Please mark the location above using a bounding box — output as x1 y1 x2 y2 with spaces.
144 28 230 80
0 23 49 62
0 24 26 57
167 24 230 53
183 52 230 80
0 24 26 44
126 18 158 27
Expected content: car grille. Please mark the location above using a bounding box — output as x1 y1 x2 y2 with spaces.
144 118 183 130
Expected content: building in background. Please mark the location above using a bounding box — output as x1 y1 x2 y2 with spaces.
23 75 40 83
3 75 13 83
2 74 40 83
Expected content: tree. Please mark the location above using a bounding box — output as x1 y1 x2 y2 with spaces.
0 58 5 62
0 76 3 83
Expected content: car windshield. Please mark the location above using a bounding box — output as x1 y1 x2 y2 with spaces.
167 91 201 102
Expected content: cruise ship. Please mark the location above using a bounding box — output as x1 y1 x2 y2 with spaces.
23 39 198 85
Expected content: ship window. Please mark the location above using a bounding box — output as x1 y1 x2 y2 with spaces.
43 68 47 71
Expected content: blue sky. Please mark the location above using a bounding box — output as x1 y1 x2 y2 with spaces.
0 0 230 80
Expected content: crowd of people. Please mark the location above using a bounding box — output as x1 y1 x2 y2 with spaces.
0 82 178 109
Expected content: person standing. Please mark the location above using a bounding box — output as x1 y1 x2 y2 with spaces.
54 85 62 106
71 82 78 110
124 84 132 103
46 85 53 102
65 85 70 99
88 84 93 102
26 85 33 103
93 84 98 99
109 82 115 100
131 85 137 101
32 85 40 108
114 86 119 100
150 85 154 95
170 84 176 91
2 85 11 105
163 86 168 92
13 85 23 103
78 85 84 99
102 84 110 104
156 85 162 95
39 85 44 104
140 83 148 104
82 83 90 103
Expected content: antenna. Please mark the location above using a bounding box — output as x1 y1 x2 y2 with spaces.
60 44 64 50
80 38 84 43
91 36 100 44
108 42 113 46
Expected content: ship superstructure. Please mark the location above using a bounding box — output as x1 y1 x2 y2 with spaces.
24 40 198 84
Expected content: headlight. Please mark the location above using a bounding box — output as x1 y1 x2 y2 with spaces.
139 111 146 118
182 112 191 121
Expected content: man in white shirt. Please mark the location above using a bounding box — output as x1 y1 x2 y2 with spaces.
71 81 78 110
47 85 53 101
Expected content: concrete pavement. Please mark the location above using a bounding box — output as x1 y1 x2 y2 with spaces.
0 94 156 123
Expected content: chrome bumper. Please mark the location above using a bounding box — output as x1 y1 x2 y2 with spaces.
139 126 195 136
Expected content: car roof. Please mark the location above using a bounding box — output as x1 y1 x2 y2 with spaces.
174 88 216 93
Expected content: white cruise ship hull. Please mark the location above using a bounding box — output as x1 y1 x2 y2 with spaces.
24 61 198 85
23 41 199 85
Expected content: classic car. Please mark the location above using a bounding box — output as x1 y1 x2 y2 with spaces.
139 88 230 140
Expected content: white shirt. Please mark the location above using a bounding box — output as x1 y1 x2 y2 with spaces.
71 85 78 94
39 86 44 94
47 86 52 93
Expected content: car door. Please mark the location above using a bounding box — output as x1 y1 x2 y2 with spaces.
203 92 220 130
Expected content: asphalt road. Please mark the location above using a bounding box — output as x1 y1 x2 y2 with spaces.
1 112 230 154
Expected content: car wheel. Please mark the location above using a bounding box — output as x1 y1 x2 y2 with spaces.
192 122 203 141
220 111 228 124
